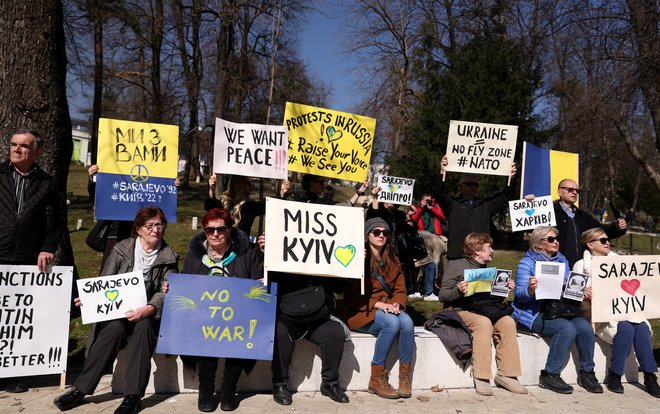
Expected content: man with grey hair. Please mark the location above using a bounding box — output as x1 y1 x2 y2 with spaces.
0 129 66 393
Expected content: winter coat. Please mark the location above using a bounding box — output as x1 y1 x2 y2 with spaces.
424 310 472 365
411 202 446 235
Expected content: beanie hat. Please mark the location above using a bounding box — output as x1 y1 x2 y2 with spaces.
364 217 390 238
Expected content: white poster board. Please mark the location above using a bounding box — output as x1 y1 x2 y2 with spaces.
264 197 364 281
591 255 660 323
376 175 415 206
0 265 73 378
508 196 556 232
213 117 288 179
445 120 518 177
76 271 147 324
534 261 565 300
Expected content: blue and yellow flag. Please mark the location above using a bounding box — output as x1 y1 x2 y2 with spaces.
521 142 579 202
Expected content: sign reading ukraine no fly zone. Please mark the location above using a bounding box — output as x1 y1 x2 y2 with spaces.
94 118 179 222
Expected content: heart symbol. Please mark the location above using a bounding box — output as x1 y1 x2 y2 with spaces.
524 209 535 216
388 184 400 192
620 279 640 296
334 245 356 267
326 126 343 143
105 290 119 302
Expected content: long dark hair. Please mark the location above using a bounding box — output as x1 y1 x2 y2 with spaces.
365 231 398 272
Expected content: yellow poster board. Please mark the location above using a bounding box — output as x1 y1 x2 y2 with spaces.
283 102 376 182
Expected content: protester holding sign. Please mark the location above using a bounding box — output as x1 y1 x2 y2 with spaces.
54 207 179 414
345 218 414 399
512 226 601 395
205 175 264 236
439 233 526 396
573 228 660 397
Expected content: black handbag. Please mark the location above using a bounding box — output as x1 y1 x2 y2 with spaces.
463 295 514 324
85 220 110 252
279 286 330 323
541 299 581 320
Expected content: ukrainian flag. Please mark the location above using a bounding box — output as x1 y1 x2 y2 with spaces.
521 142 579 201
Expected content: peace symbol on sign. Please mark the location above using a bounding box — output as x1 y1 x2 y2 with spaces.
130 164 150 183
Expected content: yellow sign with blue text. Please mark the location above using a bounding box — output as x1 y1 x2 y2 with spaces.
283 102 376 182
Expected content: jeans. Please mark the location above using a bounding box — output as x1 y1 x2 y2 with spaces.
610 321 657 375
358 310 415 366
531 315 595 374
422 262 436 296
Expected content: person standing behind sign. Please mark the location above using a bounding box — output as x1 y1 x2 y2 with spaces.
345 218 415 399
573 228 660 398
53 206 179 414
411 194 446 301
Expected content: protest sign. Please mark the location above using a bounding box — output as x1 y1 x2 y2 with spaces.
264 197 364 281
0 265 73 378
563 271 589 302
591 255 660 323
491 269 512 298
508 195 556 232
445 120 518 178
76 271 147 324
94 118 179 222
213 118 288 180
464 268 496 296
376 175 415 206
157 274 277 360
283 102 375 182
534 261 566 300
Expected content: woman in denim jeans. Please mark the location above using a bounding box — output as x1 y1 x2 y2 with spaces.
345 217 414 399
512 226 602 394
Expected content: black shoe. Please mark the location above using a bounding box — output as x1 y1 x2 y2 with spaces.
578 370 603 393
113 395 141 414
220 386 238 411
539 370 573 394
53 388 86 411
320 383 349 403
644 372 660 398
605 370 624 394
5 382 28 393
272 384 292 406
198 387 216 412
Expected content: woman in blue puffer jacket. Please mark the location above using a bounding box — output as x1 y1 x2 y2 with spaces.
513 226 601 395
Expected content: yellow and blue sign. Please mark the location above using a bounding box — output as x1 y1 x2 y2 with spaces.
94 118 179 221
521 142 579 203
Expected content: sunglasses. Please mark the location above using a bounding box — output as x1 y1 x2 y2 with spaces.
543 236 558 243
204 226 230 235
590 237 610 245
559 186 581 194
461 182 479 188
370 229 390 237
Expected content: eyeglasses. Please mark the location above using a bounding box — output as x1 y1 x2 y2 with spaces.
370 229 390 237
543 236 558 243
204 226 230 235
590 237 610 245
461 182 479 188
559 186 581 194
143 223 165 231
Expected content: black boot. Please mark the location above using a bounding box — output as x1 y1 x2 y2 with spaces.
605 370 623 394
644 372 660 398
220 385 238 411
197 358 218 412
219 359 245 411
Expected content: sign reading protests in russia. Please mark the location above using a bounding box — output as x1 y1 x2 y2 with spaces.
213 118 288 180
508 195 556 232
94 118 179 222
283 102 376 182
591 255 660 323
157 274 277 360
0 265 73 378
264 198 364 282
76 271 147 324
445 120 518 177
376 175 415 206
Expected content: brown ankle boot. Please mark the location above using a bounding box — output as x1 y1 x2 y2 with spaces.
398 362 412 398
368 364 399 399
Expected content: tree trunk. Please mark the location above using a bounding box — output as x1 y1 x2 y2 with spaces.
91 3 103 165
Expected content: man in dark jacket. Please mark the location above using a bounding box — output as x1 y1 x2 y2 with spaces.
0 130 66 393
554 179 627 267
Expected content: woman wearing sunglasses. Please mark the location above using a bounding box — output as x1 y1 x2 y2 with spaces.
178 208 263 411
512 226 601 394
345 218 414 399
573 228 660 397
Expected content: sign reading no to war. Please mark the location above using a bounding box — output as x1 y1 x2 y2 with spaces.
445 120 518 177
0 265 73 378
76 271 147 324
95 118 179 222
283 102 376 182
376 175 415 206
157 274 277 360
213 118 288 180
591 255 660 323
264 198 364 282
508 195 556 232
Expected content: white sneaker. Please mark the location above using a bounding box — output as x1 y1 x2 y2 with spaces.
408 292 423 299
424 293 439 302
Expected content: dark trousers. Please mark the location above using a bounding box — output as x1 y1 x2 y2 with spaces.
271 317 344 385
610 321 657 375
196 356 256 391
74 317 158 396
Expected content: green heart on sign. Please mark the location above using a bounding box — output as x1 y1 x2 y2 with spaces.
105 289 119 302
334 245 356 267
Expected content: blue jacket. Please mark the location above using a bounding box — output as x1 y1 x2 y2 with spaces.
512 250 570 329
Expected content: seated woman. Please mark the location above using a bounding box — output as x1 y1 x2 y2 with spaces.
345 218 414 399
513 226 601 394
179 208 263 411
53 207 179 414
439 233 526 396
573 228 660 397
